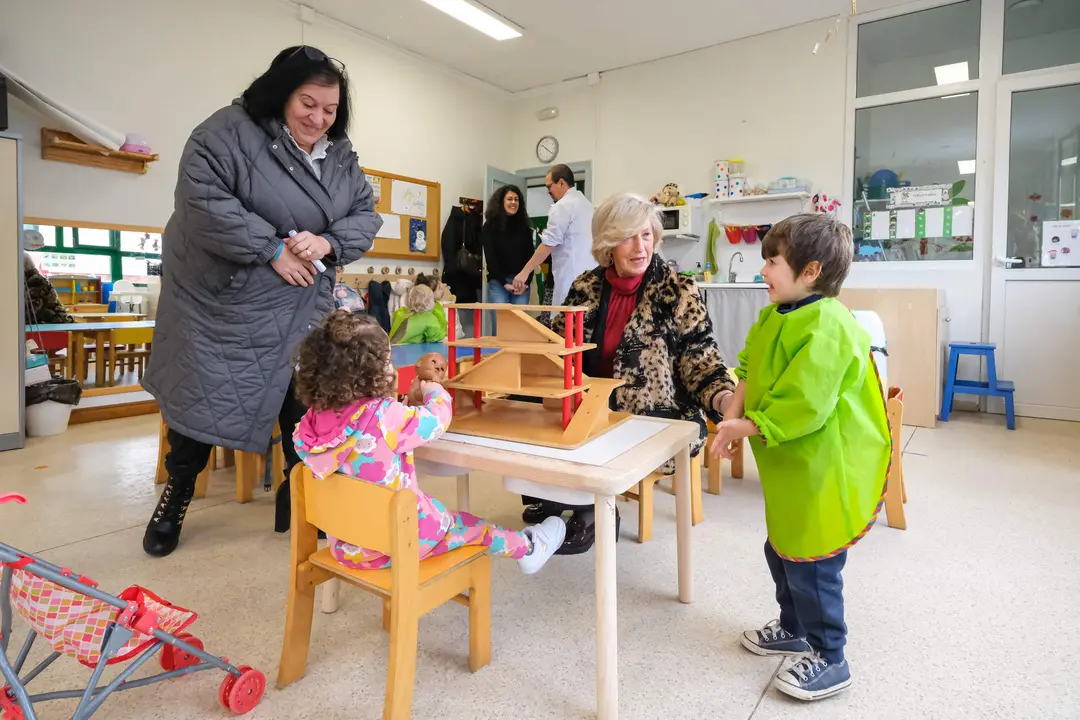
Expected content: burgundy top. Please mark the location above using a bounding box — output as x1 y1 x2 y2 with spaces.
600 265 645 377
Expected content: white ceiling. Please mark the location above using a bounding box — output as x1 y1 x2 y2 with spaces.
301 0 915 93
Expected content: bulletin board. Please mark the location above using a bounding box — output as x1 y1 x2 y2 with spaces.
364 168 441 262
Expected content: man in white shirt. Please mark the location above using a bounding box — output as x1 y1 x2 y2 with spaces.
512 164 594 307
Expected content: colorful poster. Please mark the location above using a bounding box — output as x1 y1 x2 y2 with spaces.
368 175 383 205
409 218 428 253
887 184 952 209
1042 220 1080 267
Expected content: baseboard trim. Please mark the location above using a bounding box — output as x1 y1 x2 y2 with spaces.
70 400 159 425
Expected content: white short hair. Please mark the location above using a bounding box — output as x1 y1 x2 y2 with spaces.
591 193 664 267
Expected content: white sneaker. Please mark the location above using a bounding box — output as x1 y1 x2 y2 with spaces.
517 516 566 575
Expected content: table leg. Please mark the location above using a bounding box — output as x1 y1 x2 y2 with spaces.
456 474 471 512
674 446 694 604
595 493 618 720
321 578 341 614
95 331 107 388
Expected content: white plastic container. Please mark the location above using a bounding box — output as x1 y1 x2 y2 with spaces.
26 401 73 437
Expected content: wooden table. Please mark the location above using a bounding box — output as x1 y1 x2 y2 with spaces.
25 321 155 387
419 418 698 719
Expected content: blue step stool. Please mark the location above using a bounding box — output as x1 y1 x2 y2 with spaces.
940 342 1015 429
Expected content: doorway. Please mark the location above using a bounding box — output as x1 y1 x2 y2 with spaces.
989 68 1080 422
480 162 591 333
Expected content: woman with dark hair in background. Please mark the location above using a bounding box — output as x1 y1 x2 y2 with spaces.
481 184 534 330
141 45 381 557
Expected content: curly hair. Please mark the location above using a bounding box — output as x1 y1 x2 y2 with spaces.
295 311 396 411
484 184 531 234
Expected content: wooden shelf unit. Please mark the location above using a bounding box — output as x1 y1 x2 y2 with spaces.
48 275 102 307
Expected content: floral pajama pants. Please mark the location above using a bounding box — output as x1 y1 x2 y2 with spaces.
330 491 531 570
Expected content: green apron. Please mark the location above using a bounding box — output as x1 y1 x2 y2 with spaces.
736 297 890 561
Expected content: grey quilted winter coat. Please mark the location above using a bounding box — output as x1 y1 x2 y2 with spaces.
143 101 382 453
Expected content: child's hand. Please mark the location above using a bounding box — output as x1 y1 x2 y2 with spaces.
418 380 443 396
708 418 758 460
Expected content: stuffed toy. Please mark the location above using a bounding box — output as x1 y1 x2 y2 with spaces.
389 283 448 344
406 352 448 405
654 183 683 207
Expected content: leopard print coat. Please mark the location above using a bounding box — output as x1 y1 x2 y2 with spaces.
552 255 735 457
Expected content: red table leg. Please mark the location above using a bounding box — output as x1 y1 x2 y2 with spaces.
447 307 457 408
574 310 584 409
563 311 574 428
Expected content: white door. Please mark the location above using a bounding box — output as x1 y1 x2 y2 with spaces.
989 68 1080 422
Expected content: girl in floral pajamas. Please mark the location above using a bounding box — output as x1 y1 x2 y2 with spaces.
293 310 565 574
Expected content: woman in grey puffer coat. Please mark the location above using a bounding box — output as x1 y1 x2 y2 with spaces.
142 46 382 557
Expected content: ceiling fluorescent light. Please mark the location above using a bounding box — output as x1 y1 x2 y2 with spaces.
935 62 970 85
1062 156 1077 166
420 0 522 40
941 93 972 99
957 160 976 175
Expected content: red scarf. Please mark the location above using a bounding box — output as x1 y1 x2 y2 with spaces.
600 265 644 377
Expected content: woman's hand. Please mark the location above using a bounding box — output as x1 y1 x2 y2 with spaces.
511 272 529 294
708 418 758 460
286 231 333 262
272 250 317 287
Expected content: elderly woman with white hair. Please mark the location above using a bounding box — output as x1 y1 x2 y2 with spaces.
522 192 737 554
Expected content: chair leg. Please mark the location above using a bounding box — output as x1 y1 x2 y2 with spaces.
272 443 285 493
456 475 471 512
1005 392 1016 430
209 447 218 471
690 455 703 526
384 597 420 720
382 597 391 632
706 435 721 495
235 452 255 504
637 477 654 543
194 462 211 499
276 566 318 689
321 579 340 614
468 556 492 673
731 439 745 479
221 448 235 468
155 418 169 486
900 461 908 504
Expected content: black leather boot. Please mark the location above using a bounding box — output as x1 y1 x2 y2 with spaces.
142 475 196 557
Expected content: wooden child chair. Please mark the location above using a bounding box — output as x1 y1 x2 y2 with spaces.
277 465 492 719
155 416 284 503
107 326 153 385
883 386 908 530
702 420 745 495
621 456 704 543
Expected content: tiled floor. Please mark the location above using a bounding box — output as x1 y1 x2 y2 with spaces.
1 412 1078 719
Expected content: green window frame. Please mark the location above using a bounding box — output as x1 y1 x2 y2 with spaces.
26 223 162 282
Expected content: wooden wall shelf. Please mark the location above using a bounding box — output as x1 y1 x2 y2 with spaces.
40 128 159 175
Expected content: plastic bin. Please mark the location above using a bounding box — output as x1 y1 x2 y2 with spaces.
26 401 74 437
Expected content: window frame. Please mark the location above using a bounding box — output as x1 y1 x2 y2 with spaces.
23 217 162 282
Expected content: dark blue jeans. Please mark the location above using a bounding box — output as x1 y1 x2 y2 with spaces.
764 539 847 664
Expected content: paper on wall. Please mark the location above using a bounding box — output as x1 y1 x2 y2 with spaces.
376 213 402 239
924 207 945 238
1042 220 1080 267
870 211 890 241
952 205 974 237
391 180 428 217
895 209 917 239
368 175 383 205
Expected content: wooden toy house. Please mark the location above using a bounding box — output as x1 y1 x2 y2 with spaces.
443 303 631 450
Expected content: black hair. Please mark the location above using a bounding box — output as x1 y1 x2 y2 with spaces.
761 213 853 297
242 46 351 140
548 164 575 188
485 184 531 233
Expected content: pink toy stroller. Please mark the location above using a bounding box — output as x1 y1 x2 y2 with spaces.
0 494 266 719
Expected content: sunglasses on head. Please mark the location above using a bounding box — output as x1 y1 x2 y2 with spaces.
285 45 345 72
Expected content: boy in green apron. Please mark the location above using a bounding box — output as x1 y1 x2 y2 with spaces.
711 214 891 701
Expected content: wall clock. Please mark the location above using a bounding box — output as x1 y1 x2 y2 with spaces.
536 135 559 164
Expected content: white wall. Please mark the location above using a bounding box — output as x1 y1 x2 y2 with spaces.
507 17 988 349
0 0 512 273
